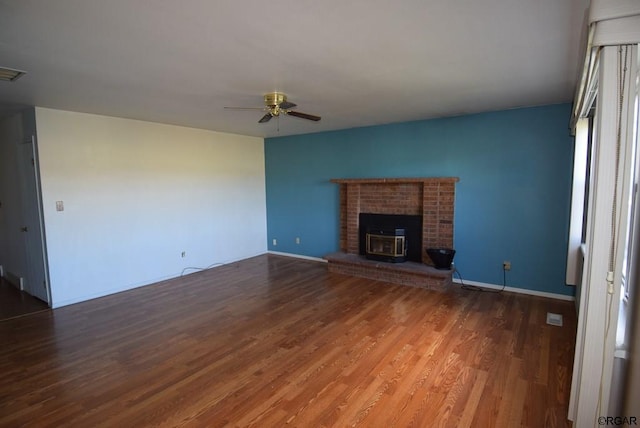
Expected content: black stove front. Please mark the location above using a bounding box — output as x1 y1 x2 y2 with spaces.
359 213 422 263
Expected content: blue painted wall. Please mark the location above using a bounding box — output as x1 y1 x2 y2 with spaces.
265 104 574 296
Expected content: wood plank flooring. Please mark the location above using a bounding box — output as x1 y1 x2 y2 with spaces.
0 254 576 427
0 277 49 321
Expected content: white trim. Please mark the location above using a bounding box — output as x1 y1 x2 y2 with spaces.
614 349 630 360
52 252 267 309
594 16 640 46
571 47 620 425
267 251 327 263
567 118 590 285
590 0 640 22
590 0 640 46
571 20 598 134
270 252 574 301
569 45 638 425
51 273 181 309
452 278 575 302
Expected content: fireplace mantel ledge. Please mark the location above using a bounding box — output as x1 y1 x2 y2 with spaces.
330 177 460 184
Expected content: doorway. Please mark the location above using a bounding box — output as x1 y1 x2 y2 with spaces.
16 135 50 304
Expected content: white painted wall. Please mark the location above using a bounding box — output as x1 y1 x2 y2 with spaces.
35 108 267 307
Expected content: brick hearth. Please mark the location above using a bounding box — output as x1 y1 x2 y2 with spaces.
326 177 459 290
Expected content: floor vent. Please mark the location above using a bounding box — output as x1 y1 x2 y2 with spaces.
546 312 563 327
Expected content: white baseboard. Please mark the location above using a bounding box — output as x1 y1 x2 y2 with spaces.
453 277 575 301
4 271 24 290
53 252 269 309
267 251 327 263
268 252 573 301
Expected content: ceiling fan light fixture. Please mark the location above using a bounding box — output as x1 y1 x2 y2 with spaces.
0 66 27 82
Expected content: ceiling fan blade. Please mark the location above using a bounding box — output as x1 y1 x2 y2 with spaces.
279 101 297 109
224 106 266 111
258 113 273 123
286 111 321 122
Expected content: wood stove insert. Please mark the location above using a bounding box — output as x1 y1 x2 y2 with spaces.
365 228 407 263
359 213 422 263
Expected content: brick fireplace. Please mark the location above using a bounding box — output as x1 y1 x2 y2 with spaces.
325 177 459 290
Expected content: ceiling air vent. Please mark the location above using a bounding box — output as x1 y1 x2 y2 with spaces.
0 67 26 82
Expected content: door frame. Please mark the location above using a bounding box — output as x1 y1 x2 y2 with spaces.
18 134 51 305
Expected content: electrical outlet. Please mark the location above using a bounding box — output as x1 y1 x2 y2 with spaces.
503 261 511 271
295 237 300 244
181 251 186 258
272 239 277 246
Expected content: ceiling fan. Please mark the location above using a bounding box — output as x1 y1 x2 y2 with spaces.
225 92 321 124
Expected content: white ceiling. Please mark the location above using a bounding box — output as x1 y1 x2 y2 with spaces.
0 0 589 138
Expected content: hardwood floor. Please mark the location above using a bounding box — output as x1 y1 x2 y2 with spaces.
0 254 576 427
0 277 49 321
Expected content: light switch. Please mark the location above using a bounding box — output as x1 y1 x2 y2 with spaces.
56 201 64 212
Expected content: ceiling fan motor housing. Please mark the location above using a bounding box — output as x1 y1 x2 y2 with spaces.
264 92 286 107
